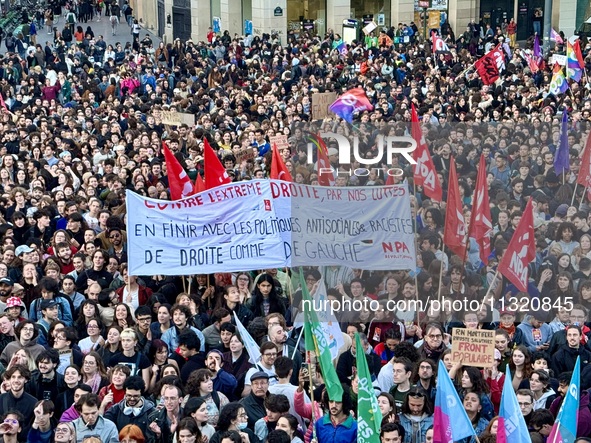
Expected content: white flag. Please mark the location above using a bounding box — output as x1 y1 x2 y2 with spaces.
312 278 345 360
233 312 261 365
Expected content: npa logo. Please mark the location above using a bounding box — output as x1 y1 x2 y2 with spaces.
382 241 411 259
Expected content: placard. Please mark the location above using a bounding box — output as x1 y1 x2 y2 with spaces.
269 135 289 152
312 92 337 120
551 54 567 66
161 110 195 126
234 147 256 164
451 328 495 368
362 21 378 35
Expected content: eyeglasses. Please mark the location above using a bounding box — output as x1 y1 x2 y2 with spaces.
87 325 99 329
137 317 151 323
263 353 277 357
55 427 70 433
125 394 141 399
427 334 442 339
109 234 121 239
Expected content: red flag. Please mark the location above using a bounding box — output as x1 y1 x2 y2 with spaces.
498 199 535 292
315 134 335 187
270 143 293 182
443 157 467 258
193 173 205 194
0 93 7 111
162 145 193 200
203 139 231 190
474 52 500 85
524 52 540 73
577 133 591 188
469 155 493 265
411 104 442 201
574 40 585 68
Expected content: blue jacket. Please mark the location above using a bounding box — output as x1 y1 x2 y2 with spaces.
517 319 552 352
315 414 357 443
27 427 53 443
29 295 73 327
399 414 434 443
161 325 205 353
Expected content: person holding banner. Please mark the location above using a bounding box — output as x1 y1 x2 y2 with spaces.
247 275 287 320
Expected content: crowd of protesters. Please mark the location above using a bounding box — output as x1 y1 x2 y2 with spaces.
0 0 589 442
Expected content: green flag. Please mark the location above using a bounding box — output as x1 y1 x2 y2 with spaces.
355 332 382 442
300 271 343 402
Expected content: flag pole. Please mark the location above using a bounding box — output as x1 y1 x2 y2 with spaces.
483 269 499 301
285 267 293 305
571 182 578 206
182 276 187 293
581 186 588 210
437 251 444 306
291 327 305 360
412 181 420 325
308 350 317 442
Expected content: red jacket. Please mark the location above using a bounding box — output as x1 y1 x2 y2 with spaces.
116 284 152 306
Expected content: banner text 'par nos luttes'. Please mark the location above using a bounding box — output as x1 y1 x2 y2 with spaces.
126 180 416 275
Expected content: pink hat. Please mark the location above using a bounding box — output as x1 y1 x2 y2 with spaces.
4 297 25 311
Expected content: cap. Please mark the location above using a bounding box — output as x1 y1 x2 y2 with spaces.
499 308 516 316
4 296 24 311
494 348 502 360
15 245 33 257
12 283 24 293
40 299 59 310
59 151 71 158
207 349 224 359
556 204 569 216
250 371 270 382
0 277 13 286
327 147 339 156
26 207 38 218
534 218 547 229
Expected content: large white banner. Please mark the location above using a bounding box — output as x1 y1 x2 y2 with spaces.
127 181 416 275
126 181 289 275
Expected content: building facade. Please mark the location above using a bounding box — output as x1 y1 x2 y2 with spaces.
129 0 589 46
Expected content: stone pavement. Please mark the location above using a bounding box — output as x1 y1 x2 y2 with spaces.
8 11 161 51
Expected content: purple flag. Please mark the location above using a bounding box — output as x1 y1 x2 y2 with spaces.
554 110 570 175
534 35 541 58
